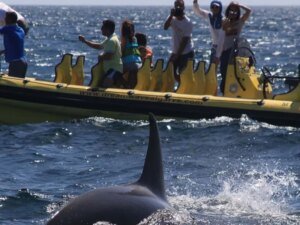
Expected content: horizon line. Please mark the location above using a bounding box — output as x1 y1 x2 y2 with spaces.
12 4 300 6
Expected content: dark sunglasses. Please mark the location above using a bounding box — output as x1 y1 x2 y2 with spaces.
229 10 238 15
211 5 220 9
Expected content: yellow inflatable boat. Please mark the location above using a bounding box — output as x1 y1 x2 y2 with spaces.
0 53 299 126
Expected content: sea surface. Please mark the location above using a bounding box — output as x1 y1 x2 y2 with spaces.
0 5 300 225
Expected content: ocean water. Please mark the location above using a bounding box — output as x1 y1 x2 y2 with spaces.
0 5 299 225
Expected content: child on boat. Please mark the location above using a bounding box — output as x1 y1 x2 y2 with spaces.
121 20 142 89
135 32 153 64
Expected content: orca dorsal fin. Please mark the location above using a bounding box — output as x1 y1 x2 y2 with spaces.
137 113 166 201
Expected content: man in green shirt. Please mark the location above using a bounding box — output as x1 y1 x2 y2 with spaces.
79 20 123 88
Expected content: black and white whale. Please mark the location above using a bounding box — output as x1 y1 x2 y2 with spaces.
47 113 170 225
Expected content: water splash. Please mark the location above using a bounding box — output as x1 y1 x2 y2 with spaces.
215 171 294 217
239 114 300 132
183 116 236 128
138 209 198 225
169 167 299 224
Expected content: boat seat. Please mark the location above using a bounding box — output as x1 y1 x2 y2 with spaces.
70 55 85 85
176 59 196 95
148 59 163 92
160 61 175 92
204 63 217 95
54 54 73 84
134 58 151 91
89 60 105 88
194 61 206 95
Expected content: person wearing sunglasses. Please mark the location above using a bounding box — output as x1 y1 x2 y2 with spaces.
193 0 225 65
219 1 251 94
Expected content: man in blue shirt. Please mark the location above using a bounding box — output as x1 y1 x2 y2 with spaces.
0 2 29 35
0 11 27 78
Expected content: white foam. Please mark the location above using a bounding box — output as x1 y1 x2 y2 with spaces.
168 167 299 223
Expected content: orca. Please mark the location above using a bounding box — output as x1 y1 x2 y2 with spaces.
47 113 170 225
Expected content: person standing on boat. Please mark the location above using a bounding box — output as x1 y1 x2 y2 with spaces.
164 0 194 83
0 2 29 35
0 11 27 78
193 0 224 65
79 20 124 88
220 1 251 94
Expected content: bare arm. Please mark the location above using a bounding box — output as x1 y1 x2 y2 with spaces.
230 2 251 22
193 0 210 18
164 9 175 30
79 35 103 50
238 3 252 22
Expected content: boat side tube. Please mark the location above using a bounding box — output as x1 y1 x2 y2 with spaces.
1 75 300 126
